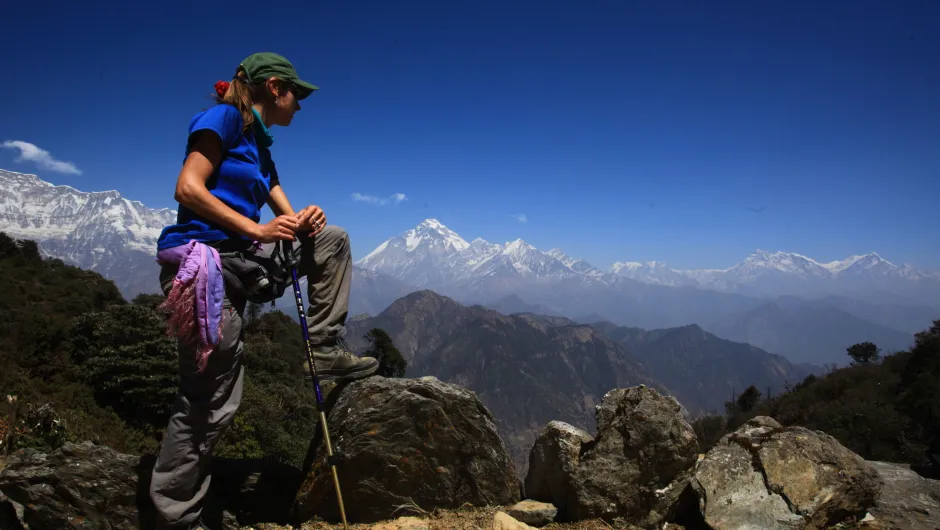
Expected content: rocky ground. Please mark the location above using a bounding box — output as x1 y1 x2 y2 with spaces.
2 379 940 530
251 506 619 530
863 461 940 530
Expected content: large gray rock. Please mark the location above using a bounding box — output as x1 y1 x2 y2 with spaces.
523 420 593 512
0 441 140 529
690 416 884 530
525 385 698 525
291 376 521 524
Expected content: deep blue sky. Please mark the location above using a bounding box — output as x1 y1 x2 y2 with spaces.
1 0 938 269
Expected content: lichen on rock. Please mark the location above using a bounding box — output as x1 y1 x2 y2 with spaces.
292 376 521 524
689 416 885 530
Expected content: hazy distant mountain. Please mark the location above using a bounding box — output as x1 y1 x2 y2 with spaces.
589 321 812 415
483 294 562 317
703 297 915 366
344 290 821 471
611 260 697 287
344 290 662 476
348 268 416 317
0 169 175 297
615 249 940 306
819 295 938 335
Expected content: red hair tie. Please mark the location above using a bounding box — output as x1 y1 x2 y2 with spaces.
214 81 230 98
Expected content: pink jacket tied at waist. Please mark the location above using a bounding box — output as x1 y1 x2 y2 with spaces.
156 241 225 372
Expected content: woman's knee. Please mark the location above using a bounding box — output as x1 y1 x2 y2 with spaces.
320 224 348 243
318 225 350 254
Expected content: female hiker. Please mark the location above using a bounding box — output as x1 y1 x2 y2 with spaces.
150 52 378 530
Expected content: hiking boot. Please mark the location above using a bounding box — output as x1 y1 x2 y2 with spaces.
310 337 379 381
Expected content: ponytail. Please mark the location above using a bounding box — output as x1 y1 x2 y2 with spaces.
213 70 259 131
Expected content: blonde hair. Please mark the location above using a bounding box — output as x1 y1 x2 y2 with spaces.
213 69 272 131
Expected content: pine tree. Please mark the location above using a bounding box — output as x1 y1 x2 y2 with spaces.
736 385 762 413
362 328 407 378
847 342 881 365
69 304 179 437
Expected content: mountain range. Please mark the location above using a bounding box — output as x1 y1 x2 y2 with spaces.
0 169 175 297
353 218 932 364
613 249 940 301
344 290 811 475
357 218 940 307
0 168 933 366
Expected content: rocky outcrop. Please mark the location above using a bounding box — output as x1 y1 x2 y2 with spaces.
0 442 304 529
0 382 928 530
862 460 940 529
525 385 698 526
689 416 884 529
292 376 521 524
0 441 141 529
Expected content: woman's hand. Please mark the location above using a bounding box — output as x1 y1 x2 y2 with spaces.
295 205 327 236
253 215 299 243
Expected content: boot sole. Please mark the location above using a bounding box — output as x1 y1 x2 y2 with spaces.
314 362 380 382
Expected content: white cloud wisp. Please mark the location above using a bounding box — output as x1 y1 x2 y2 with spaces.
2 141 82 175
352 192 408 206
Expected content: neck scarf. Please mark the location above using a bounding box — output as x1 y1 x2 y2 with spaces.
251 108 275 147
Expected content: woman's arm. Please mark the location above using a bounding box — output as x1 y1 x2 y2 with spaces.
268 183 326 236
174 132 296 242
267 184 296 217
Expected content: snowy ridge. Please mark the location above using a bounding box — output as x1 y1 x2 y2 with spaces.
0 168 178 296
356 220 585 287
357 218 940 303
613 248 938 287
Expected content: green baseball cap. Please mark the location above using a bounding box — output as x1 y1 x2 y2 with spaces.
238 52 319 100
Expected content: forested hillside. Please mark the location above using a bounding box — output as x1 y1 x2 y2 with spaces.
0 232 325 467
693 322 940 472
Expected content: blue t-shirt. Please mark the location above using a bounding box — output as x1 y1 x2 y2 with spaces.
157 104 279 250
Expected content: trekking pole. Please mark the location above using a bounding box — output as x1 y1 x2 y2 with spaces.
284 233 349 529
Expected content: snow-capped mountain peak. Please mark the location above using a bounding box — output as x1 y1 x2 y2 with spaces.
355 219 474 286
502 238 535 255
730 249 830 278
359 218 469 264
357 221 587 286
823 255 866 273
546 248 599 274
0 168 178 296
405 218 469 252
610 260 694 286
836 252 900 277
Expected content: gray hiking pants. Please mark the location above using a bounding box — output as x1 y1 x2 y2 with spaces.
149 225 352 529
